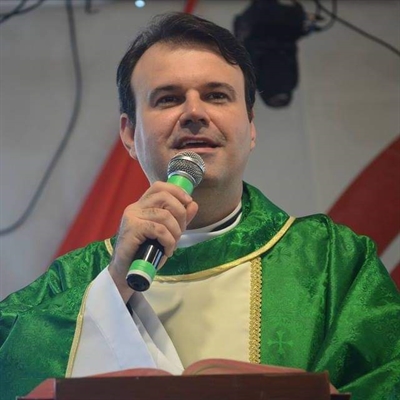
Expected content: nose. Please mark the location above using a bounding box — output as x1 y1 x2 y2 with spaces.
179 93 210 130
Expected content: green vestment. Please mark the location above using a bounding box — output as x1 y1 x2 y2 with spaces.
1 183 399 400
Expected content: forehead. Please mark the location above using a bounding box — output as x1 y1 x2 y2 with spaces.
131 42 245 95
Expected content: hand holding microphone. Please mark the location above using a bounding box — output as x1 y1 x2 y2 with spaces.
108 151 205 298
126 151 205 291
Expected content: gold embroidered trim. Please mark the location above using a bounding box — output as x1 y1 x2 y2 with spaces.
155 216 295 282
249 257 262 364
103 216 295 282
65 281 94 377
105 238 113 256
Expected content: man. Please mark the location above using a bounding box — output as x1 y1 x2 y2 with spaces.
1 12 399 400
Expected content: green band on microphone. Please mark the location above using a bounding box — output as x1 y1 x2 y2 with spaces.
167 175 194 195
127 259 157 291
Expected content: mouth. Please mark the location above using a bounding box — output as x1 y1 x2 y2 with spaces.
176 138 219 150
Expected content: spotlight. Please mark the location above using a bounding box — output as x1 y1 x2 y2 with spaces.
234 0 311 107
135 0 145 8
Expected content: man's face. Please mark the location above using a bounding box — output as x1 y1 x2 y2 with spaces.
120 42 256 190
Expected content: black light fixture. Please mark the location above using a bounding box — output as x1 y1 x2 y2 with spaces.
234 0 311 108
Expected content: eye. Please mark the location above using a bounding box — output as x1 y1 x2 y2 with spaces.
156 95 181 106
207 92 229 102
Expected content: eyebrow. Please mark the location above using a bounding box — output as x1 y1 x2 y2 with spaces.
148 81 237 104
206 82 237 99
148 85 180 104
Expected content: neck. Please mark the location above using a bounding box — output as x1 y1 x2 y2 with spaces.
187 182 243 229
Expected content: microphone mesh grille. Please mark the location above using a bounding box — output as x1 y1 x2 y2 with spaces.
167 151 205 187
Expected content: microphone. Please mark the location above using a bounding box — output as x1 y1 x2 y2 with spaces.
126 151 206 292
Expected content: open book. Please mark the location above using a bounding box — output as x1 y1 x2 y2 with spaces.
20 358 351 399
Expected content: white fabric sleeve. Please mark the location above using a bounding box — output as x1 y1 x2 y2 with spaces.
129 290 183 374
71 267 183 377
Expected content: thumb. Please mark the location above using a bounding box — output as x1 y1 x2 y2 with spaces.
186 201 199 227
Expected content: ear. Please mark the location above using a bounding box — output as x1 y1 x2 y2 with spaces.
249 111 257 150
119 113 137 160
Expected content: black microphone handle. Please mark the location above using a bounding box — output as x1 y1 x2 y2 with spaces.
126 239 164 291
133 239 165 268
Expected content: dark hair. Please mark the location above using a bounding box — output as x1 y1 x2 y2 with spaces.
116 12 256 124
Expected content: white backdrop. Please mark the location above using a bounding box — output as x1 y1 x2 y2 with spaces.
0 0 399 299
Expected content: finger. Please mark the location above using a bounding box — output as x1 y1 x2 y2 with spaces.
136 220 177 258
136 191 192 232
143 181 193 206
138 207 183 242
186 201 199 227
114 217 177 268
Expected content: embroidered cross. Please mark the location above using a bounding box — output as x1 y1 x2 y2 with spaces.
267 330 294 355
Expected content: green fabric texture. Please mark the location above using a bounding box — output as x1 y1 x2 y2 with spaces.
1 183 399 400
0 241 111 399
259 214 400 399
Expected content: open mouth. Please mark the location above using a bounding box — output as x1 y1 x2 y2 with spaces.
177 140 218 150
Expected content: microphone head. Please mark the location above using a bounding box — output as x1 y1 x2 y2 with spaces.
167 151 205 188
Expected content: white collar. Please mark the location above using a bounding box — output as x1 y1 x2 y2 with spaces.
177 201 242 248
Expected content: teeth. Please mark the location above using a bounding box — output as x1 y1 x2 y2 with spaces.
181 141 208 148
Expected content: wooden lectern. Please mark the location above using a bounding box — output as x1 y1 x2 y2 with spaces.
18 359 351 400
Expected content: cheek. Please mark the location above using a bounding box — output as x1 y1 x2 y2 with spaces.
143 113 179 142
232 123 254 148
